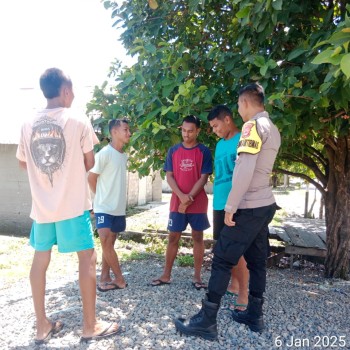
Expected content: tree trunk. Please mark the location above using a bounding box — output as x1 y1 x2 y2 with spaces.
271 173 278 188
304 182 309 218
307 187 317 219
319 196 324 220
324 135 350 279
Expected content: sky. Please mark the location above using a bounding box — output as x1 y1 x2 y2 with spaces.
0 0 132 143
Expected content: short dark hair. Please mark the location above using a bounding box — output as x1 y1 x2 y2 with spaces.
39 68 72 99
238 83 265 105
182 115 201 128
207 105 233 122
108 118 129 133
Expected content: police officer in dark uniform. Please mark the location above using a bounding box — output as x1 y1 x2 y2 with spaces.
174 83 281 340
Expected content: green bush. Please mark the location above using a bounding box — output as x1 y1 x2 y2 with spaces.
177 255 194 267
144 235 167 255
121 250 149 261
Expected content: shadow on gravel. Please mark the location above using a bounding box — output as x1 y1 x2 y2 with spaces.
0 231 29 238
3 258 350 350
3 275 130 349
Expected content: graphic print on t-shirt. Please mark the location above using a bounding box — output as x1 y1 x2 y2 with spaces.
214 153 236 185
30 117 66 186
180 158 195 172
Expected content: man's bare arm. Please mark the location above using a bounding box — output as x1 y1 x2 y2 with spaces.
166 172 192 205
188 173 209 199
87 172 99 194
84 150 95 172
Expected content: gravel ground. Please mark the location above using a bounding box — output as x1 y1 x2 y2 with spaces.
1 190 349 349
1 254 350 350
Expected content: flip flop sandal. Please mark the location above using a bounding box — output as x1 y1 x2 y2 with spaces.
229 302 248 311
192 282 208 290
34 320 64 345
80 323 125 343
97 282 128 292
150 279 171 287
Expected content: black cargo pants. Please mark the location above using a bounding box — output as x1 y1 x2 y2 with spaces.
208 203 277 303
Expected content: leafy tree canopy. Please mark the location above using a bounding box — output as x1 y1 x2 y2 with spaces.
88 0 349 180
87 0 350 278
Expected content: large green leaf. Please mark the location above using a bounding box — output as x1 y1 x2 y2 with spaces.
328 30 350 46
312 49 338 65
253 55 265 68
272 0 283 11
288 48 307 61
236 6 250 18
340 53 350 79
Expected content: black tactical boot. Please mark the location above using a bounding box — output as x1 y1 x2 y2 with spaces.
231 294 265 332
174 294 219 341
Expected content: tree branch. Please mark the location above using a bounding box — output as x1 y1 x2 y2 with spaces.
275 168 325 195
325 136 338 152
304 144 327 168
320 110 346 123
285 94 313 101
282 153 305 163
300 153 328 187
281 150 328 187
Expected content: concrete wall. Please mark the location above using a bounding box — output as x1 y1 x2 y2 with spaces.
152 171 162 202
127 171 140 207
127 170 163 206
0 144 162 236
0 144 32 236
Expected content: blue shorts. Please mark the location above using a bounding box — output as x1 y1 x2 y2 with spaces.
167 212 210 233
30 211 94 253
94 213 126 233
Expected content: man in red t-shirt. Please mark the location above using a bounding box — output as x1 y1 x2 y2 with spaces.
151 115 212 290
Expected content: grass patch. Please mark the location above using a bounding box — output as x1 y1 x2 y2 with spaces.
121 250 150 261
117 239 141 249
126 206 147 216
0 236 86 283
177 255 194 267
0 237 32 280
203 233 213 240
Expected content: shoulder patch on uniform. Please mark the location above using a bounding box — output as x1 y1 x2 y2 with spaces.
237 120 262 154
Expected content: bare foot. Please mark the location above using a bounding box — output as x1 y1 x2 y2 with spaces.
192 281 207 290
234 295 248 311
97 281 128 292
150 278 171 286
98 280 112 289
35 318 53 342
35 320 64 344
82 321 122 340
114 276 127 288
226 287 238 296
228 295 248 311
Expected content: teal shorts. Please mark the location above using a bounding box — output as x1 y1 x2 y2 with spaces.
30 211 94 253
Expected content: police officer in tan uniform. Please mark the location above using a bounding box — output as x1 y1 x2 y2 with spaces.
174 83 281 340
